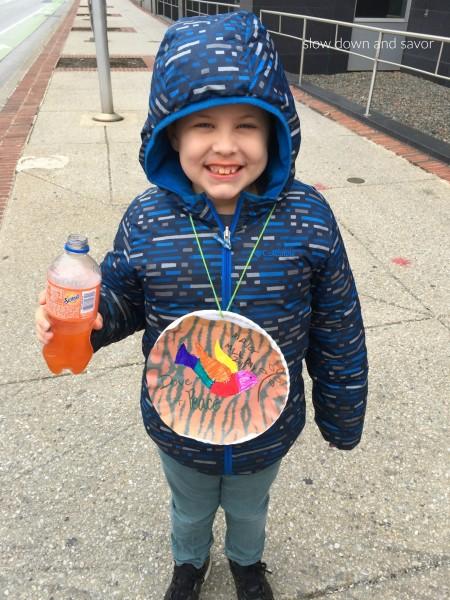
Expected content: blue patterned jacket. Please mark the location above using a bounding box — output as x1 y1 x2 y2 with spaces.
92 11 368 475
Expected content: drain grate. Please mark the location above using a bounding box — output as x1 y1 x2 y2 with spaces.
56 56 153 70
77 13 121 16
72 26 136 32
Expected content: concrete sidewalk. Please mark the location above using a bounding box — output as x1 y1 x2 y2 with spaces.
0 1 449 598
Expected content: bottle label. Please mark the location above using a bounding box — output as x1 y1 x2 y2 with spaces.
46 281 100 320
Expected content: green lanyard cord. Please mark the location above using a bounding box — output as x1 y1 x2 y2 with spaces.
189 202 277 316
190 216 224 317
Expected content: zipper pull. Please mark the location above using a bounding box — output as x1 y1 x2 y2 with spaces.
223 226 231 249
213 226 232 250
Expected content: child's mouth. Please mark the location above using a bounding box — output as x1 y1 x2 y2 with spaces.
206 165 242 177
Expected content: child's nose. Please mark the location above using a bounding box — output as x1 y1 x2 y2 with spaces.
211 131 238 155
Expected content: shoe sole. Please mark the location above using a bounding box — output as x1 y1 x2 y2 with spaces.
204 557 212 582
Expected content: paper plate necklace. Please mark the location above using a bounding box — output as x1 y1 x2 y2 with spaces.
145 204 290 445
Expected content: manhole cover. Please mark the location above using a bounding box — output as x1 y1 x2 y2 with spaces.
347 177 365 184
56 56 149 69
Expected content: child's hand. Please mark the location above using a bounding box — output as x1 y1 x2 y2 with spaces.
35 290 103 345
35 290 52 345
92 311 104 332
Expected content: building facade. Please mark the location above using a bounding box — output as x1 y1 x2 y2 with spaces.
240 0 449 80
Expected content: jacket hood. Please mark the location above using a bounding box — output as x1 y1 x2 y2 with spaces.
139 11 301 204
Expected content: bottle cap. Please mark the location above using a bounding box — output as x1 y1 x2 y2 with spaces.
65 234 90 254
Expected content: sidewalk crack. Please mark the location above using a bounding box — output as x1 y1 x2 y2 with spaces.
18 170 110 205
437 317 450 332
360 293 431 317
365 316 434 329
0 361 142 388
338 219 434 315
295 556 450 598
20 171 86 198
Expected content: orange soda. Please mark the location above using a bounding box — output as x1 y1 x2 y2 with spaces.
43 234 101 374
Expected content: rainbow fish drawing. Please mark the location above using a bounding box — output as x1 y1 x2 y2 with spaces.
175 341 258 397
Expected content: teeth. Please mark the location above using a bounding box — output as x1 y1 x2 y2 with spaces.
209 166 239 175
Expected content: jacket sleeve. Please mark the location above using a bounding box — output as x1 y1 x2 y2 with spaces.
305 207 368 450
91 201 145 352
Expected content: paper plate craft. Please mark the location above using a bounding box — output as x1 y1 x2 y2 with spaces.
145 310 289 445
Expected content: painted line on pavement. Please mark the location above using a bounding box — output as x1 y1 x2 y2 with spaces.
0 0 65 61
0 7 45 36
0 42 11 61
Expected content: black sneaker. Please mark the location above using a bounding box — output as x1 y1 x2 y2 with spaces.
229 559 274 600
164 557 211 600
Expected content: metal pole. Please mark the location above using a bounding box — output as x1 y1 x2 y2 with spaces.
298 18 307 87
88 0 94 39
91 0 123 122
178 0 184 19
365 31 383 117
434 41 443 75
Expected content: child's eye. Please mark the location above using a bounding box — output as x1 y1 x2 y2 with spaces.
238 123 257 129
193 122 213 128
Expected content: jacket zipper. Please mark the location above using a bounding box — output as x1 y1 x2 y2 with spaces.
220 202 243 476
222 224 233 476
205 194 244 476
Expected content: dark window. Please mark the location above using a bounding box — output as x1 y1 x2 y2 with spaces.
355 0 406 19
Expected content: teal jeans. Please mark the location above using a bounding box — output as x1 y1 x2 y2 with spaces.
158 450 281 568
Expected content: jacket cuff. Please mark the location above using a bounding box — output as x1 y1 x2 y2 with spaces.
318 425 363 451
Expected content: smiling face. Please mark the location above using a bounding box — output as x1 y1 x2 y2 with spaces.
168 104 270 214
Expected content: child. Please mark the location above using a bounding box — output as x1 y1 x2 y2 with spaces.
36 11 368 600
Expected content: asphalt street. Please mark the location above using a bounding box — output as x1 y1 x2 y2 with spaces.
0 0 66 59
1 0 47 34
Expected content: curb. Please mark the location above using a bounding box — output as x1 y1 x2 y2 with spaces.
0 0 80 228
291 87 450 184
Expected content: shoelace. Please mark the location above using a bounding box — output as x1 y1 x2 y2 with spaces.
239 561 272 595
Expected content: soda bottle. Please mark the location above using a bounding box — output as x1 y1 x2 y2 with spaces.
43 234 101 374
